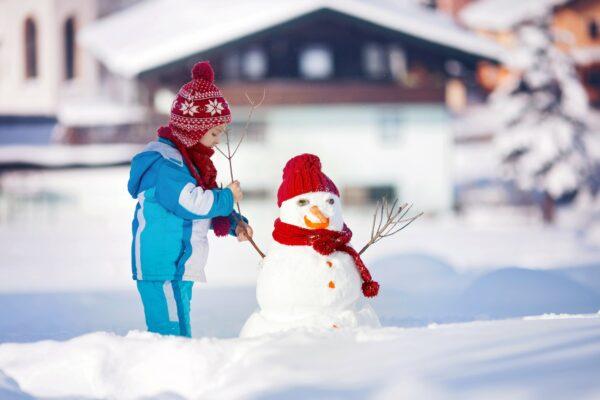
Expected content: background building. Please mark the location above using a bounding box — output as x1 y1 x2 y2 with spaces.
78 0 504 211
0 0 146 146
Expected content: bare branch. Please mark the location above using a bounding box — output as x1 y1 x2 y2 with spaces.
214 145 228 158
381 214 423 237
231 89 266 157
377 198 385 234
358 198 423 256
370 199 380 239
215 89 267 259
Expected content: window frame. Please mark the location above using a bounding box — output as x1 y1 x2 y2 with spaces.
64 16 77 80
24 16 38 79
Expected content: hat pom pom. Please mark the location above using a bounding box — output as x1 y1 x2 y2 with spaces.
212 216 231 237
191 61 214 82
362 281 379 297
157 126 172 136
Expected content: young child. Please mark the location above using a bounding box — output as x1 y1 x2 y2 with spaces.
127 61 253 337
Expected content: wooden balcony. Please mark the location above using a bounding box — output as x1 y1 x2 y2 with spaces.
219 81 445 106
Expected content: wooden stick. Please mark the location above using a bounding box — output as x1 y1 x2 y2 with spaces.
358 198 423 256
216 91 267 259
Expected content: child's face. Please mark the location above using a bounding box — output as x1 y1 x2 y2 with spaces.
200 124 227 148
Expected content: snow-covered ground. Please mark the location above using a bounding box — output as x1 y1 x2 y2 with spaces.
0 167 599 399
2 167 600 292
1 315 599 400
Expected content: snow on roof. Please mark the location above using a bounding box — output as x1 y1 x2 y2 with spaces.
79 0 506 78
571 46 600 66
57 98 147 127
0 144 142 168
460 0 572 31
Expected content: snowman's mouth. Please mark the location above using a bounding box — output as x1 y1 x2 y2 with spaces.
304 206 330 229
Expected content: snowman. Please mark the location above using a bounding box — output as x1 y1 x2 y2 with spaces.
240 154 381 337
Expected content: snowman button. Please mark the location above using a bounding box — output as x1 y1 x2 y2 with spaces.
328 280 335 289
326 260 333 268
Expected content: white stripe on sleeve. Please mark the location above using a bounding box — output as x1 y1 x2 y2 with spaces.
178 182 215 216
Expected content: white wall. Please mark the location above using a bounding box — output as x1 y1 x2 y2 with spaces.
213 104 453 213
0 0 98 116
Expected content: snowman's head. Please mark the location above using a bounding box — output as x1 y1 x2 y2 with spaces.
277 154 342 230
280 191 344 231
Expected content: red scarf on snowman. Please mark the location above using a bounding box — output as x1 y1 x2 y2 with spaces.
274 153 379 298
272 219 379 297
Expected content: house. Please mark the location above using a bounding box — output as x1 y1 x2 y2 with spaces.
0 0 146 146
77 0 504 212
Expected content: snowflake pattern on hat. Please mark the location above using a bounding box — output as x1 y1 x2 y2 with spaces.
205 99 225 116
179 100 200 116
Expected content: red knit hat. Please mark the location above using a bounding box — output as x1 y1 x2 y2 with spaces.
277 154 340 207
168 61 232 147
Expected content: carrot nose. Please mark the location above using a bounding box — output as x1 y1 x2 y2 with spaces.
304 206 330 229
310 206 329 223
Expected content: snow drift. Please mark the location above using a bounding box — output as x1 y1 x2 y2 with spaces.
0 316 599 400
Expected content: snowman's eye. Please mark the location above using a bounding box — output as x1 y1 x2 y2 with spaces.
297 199 309 206
327 198 335 205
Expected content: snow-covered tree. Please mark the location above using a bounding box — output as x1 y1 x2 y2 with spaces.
489 16 600 213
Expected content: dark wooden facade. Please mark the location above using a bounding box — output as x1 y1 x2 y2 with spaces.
139 8 487 108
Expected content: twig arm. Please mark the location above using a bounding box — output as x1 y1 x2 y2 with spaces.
358 198 423 256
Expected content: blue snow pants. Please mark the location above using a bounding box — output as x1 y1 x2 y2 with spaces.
136 280 194 337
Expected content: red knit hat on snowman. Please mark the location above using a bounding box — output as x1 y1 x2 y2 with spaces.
277 153 340 207
157 61 233 236
273 154 380 297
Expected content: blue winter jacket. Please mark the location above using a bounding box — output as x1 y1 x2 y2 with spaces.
128 138 243 282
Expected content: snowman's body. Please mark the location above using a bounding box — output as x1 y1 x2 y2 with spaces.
240 188 380 338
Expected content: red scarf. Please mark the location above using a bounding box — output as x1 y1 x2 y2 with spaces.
157 126 231 236
272 218 379 297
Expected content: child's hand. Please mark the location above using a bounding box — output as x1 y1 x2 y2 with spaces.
227 180 243 202
235 222 253 242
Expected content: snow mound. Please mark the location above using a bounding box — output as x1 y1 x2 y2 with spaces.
1 317 600 400
523 311 600 320
0 370 33 400
459 267 600 318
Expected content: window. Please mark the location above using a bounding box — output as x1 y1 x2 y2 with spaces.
299 45 333 79
224 51 241 80
363 43 387 79
153 88 177 114
589 20 599 40
24 17 38 78
419 0 437 9
64 17 76 80
379 109 403 143
389 45 408 83
242 48 267 80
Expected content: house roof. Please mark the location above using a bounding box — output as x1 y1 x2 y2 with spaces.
460 0 572 31
79 0 506 78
